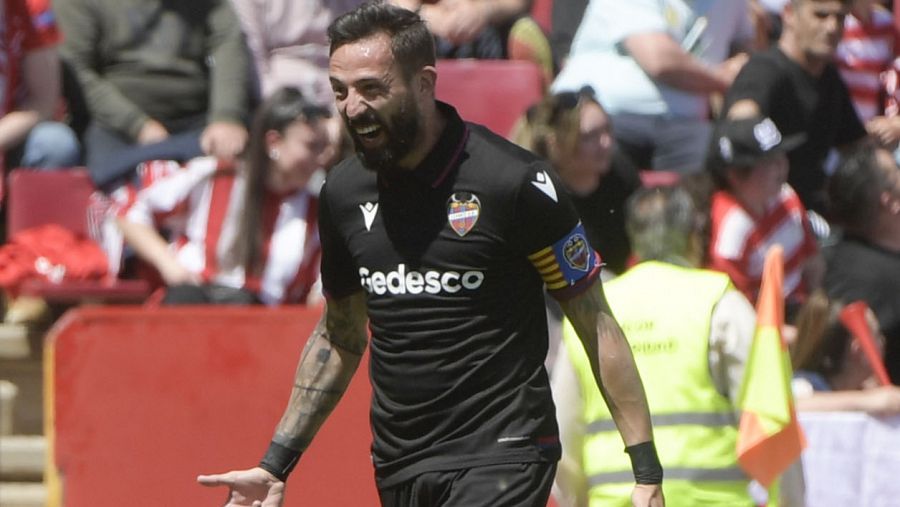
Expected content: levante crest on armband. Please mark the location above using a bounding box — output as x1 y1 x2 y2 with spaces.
563 234 590 272
447 192 481 237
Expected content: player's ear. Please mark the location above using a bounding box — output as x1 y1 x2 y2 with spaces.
418 65 437 96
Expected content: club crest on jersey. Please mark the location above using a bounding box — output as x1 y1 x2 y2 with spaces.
447 192 481 237
563 234 590 272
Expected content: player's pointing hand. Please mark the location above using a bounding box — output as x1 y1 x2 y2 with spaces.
197 467 285 507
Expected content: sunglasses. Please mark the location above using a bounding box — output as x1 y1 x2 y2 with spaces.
552 85 597 112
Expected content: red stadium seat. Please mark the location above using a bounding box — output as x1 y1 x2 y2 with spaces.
7 168 95 236
435 59 544 138
6 168 150 302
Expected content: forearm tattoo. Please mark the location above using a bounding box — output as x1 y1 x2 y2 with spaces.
273 292 368 450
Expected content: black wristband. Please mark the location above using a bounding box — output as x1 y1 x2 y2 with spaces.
625 441 663 485
259 441 302 482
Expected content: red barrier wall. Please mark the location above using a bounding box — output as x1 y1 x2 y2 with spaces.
46 306 377 507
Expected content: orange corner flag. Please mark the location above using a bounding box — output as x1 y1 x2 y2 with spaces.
736 245 806 488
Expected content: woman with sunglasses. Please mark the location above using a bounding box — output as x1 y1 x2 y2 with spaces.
513 87 642 275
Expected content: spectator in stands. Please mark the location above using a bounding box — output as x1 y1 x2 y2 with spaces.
837 0 900 152
230 0 359 171
837 0 897 123
390 0 554 84
115 87 328 306
552 0 753 174
723 0 868 215
825 146 900 383
512 86 641 275
0 0 80 172
792 290 900 412
706 116 823 311
231 0 363 106
55 0 252 186
552 185 757 506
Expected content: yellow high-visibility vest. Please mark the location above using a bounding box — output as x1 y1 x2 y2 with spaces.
562 261 752 507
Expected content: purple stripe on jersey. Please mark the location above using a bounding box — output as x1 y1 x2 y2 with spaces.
432 125 470 188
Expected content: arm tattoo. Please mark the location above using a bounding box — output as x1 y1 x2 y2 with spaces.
272 291 368 450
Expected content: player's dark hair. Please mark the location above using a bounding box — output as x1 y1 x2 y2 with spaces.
328 1 435 81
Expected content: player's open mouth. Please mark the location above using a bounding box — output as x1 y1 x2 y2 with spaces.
356 124 381 138
355 124 385 147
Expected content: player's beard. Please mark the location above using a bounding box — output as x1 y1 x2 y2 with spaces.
346 93 420 173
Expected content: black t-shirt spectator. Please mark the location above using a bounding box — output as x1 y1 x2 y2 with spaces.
723 47 867 214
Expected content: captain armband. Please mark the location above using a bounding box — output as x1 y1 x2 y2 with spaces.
625 441 663 485
528 222 601 296
259 441 303 482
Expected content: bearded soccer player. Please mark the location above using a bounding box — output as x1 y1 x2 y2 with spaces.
198 2 664 506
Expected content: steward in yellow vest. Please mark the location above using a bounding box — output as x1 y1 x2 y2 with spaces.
562 262 753 506
552 186 756 507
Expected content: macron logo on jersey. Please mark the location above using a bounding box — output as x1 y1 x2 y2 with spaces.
359 264 485 295
360 202 378 231
532 171 558 202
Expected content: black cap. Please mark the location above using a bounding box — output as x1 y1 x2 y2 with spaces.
709 116 805 170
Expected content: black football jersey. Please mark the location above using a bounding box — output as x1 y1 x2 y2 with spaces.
319 103 601 488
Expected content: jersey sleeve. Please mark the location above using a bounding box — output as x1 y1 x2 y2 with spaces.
511 162 601 300
831 68 868 146
318 178 362 300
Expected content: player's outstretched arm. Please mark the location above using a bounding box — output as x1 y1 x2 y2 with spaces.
198 291 369 504
559 279 665 507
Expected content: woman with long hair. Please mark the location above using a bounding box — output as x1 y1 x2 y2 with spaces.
116 87 331 305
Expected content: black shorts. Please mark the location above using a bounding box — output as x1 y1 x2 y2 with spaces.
378 462 556 507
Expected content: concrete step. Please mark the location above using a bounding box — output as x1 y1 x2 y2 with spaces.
0 380 19 435
0 356 43 435
0 435 44 481
0 482 46 507
0 324 30 359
